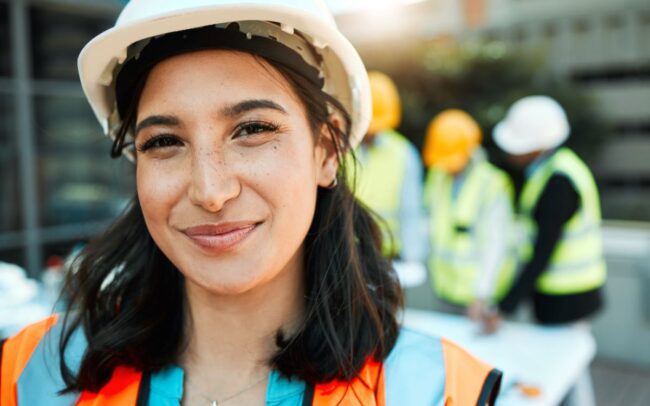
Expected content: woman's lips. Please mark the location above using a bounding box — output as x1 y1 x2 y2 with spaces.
182 222 258 252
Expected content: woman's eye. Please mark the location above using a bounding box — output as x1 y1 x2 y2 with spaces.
235 122 279 138
137 135 182 152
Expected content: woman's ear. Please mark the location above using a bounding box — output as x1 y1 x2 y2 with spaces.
316 117 343 188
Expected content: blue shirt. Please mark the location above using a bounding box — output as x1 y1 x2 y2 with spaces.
17 324 447 405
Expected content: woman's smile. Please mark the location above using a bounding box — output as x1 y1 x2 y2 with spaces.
181 221 260 253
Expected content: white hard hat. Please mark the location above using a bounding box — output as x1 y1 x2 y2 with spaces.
493 95 570 155
78 0 371 159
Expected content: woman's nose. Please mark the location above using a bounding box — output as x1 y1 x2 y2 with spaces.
188 150 241 213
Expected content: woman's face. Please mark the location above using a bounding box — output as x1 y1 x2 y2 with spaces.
135 50 336 295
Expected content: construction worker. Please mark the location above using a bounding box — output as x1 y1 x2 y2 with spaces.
0 1 501 405
351 71 428 284
423 109 516 318
482 95 606 332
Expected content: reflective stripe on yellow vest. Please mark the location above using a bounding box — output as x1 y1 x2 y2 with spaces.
519 148 606 294
425 159 516 305
348 130 410 257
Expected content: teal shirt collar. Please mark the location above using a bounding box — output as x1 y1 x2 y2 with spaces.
149 366 306 405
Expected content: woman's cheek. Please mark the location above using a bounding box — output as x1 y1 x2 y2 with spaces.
137 162 182 216
238 142 291 185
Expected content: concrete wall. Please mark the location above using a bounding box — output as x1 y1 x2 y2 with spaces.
592 223 650 366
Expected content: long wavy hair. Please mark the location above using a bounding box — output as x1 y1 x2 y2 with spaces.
59 47 402 393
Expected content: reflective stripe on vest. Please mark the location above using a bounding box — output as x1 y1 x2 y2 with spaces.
519 148 606 294
0 315 59 406
349 130 410 257
425 159 516 305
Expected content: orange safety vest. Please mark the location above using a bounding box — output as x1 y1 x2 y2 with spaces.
1 317 500 405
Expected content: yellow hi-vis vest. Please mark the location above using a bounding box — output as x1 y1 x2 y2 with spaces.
425 160 516 305
349 130 411 257
519 148 607 295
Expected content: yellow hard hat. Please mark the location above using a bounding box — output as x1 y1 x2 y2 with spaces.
423 109 482 172
367 71 401 135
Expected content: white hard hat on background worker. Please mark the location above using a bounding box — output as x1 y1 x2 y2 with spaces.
493 95 570 155
78 0 372 160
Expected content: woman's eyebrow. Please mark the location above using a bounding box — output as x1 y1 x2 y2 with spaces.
135 115 180 136
222 99 288 117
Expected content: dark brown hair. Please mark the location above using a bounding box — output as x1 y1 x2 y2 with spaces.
59 44 402 393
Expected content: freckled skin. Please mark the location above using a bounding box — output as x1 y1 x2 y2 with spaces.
135 50 337 296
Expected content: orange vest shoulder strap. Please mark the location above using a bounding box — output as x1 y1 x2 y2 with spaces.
1 314 60 406
441 338 502 406
311 358 385 406
76 366 146 406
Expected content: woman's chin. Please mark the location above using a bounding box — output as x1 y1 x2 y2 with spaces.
186 269 270 297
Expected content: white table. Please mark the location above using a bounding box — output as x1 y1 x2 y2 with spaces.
403 309 596 406
0 301 53 337
0 280 55 338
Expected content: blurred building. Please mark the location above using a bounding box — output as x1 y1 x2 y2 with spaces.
333 0 650 222
0 0 129 276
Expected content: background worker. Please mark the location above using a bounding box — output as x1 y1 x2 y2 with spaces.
422 109 516 318
483 95 606 331
351 71 428 284
486 95 606 406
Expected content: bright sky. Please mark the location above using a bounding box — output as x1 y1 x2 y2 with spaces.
325 0 425 15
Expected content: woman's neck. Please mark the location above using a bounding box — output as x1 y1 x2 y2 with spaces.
178 251 305 400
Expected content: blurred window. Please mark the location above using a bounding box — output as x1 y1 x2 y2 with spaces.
543 22 557 39
29 7 113 80
0 2 10 77
34 95 133 228
0 96 21 233
0 1 122 272
0 247 25 269
573 19 590 34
